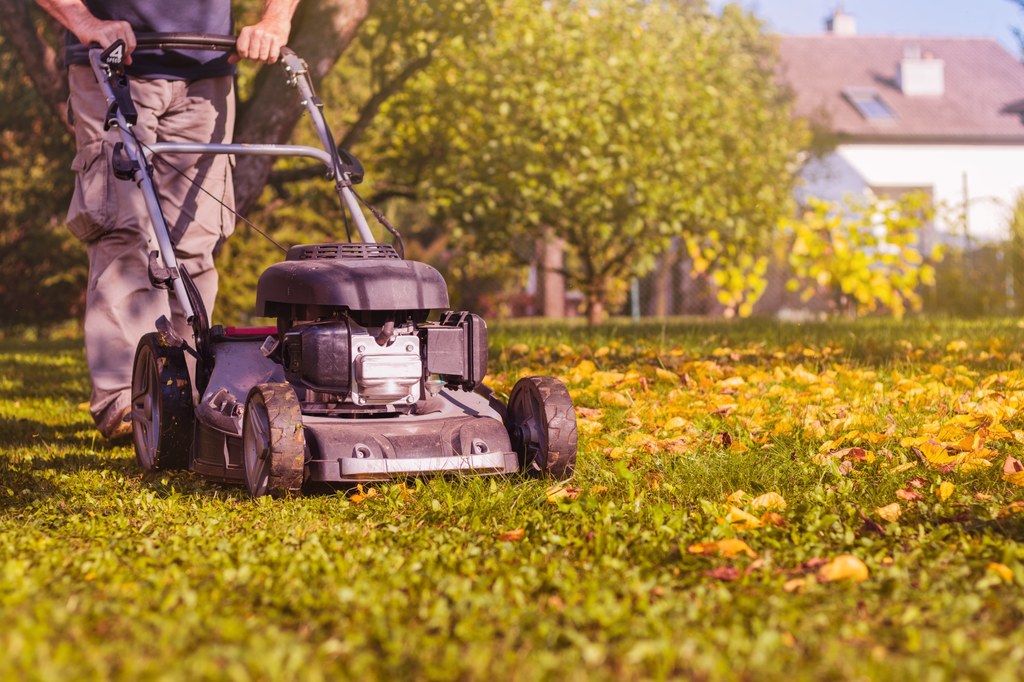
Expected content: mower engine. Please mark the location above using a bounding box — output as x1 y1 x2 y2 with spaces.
282 320 423 408
260 243 487 416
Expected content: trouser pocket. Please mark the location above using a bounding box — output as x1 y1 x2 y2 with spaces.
67 140 117 243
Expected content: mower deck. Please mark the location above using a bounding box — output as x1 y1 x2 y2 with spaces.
189 328 516 485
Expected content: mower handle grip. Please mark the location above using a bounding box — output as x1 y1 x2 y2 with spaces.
65 32 238 62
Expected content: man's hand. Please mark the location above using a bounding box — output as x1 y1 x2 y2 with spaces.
35 1 135 63
232 18 291 64
76 17 136 64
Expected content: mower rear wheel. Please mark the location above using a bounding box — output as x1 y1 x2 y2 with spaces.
131 332 194 471
506 376 578 479
242 383 306 498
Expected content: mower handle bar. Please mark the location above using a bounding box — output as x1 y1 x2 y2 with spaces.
84 34 376 325
65 33 238 62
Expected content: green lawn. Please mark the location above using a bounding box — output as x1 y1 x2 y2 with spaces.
2 319 1024 681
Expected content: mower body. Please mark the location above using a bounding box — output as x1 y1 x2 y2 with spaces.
189 243 518 485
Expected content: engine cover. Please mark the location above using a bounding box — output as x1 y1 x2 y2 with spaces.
255 244 449 318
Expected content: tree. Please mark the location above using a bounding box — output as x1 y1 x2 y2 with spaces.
375 0 806 323
1011 0 1024 57
782 193 940 318
0 12 81 331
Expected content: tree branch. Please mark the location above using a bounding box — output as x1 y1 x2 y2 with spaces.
0 0 70 132
266 52 433 186
233 0 371 216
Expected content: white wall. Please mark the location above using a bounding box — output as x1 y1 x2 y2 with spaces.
798 144 1024 242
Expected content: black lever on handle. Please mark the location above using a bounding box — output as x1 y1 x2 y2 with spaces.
99 40 138 130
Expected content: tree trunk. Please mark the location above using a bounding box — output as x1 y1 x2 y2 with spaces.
232 0 371 215
652 241 679 317
0 0 70 131
585 297 605 326
536 231 565 318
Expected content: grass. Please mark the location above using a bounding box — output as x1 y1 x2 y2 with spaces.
2 318 1024 681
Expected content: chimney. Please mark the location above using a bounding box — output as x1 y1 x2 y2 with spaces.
825 7 857 36
898 46 945 96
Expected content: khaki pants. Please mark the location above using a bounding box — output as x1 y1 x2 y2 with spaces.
66 65 235 433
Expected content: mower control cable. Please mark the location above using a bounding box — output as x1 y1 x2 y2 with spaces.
129 130 289 254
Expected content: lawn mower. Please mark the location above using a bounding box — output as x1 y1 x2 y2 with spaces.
81 34 577 496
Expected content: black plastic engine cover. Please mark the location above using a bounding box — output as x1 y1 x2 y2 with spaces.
283 321 350 393
256 246 449 317
424 311 488 391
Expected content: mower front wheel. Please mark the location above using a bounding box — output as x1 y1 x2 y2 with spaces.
131 332 194 471
506 376 578 479
242 383 306 498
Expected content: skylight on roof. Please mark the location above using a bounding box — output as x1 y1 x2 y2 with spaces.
843 88 897 121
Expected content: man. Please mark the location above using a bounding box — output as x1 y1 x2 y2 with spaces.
35 0 300 439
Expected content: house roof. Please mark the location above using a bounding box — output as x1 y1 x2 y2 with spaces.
777 35 1024 143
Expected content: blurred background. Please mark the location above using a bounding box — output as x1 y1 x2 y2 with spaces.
3 0 1024 333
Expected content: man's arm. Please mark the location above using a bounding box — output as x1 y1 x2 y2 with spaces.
34 0 136 63
235 0 301 64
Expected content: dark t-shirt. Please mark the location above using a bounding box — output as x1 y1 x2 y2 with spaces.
65 0 234 80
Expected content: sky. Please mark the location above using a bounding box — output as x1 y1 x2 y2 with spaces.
709 0 1023 54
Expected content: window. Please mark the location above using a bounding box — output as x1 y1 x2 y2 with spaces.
843 88 897 121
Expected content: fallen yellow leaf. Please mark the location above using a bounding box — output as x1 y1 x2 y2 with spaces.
663 416 687 431
1003 470 1024 487
349 484 378 505
655 367 680 383
760 511 786 527
819 555 869 583
599 390 632 408
726 490 747 504
546 483 580 503
937 480 954 501
876 502 902 522
987 563 1014 583
687 538 757 559
750 492 787 511
723 505 763 530
915 440 955 466
783 578 806 593
497 528 525 542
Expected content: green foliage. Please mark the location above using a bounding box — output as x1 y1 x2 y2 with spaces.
783 193 940 318
5 320 1024 679
378 0 807 323
0 31 84 331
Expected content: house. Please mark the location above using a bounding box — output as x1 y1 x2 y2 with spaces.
778 9 1024 244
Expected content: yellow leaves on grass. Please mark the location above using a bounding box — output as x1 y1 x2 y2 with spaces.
1002 456 1024 487
750 492 787 511
599 390 632 408
349 484 378 504
545 482 580 503
687 538 757 559
876 502 902 522
819 555 870 583
937 480 955 501
497 528 525 542
504 338 1024 498
987 563 1015 583
722 506 763 530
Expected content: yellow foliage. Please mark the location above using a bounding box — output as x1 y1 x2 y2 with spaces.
876 503 902 522
687 538 757 559
750 492 787 511
819 555 869 583
937 481 955 501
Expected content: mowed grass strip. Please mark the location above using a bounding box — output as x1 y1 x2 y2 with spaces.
2 320 1024 681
